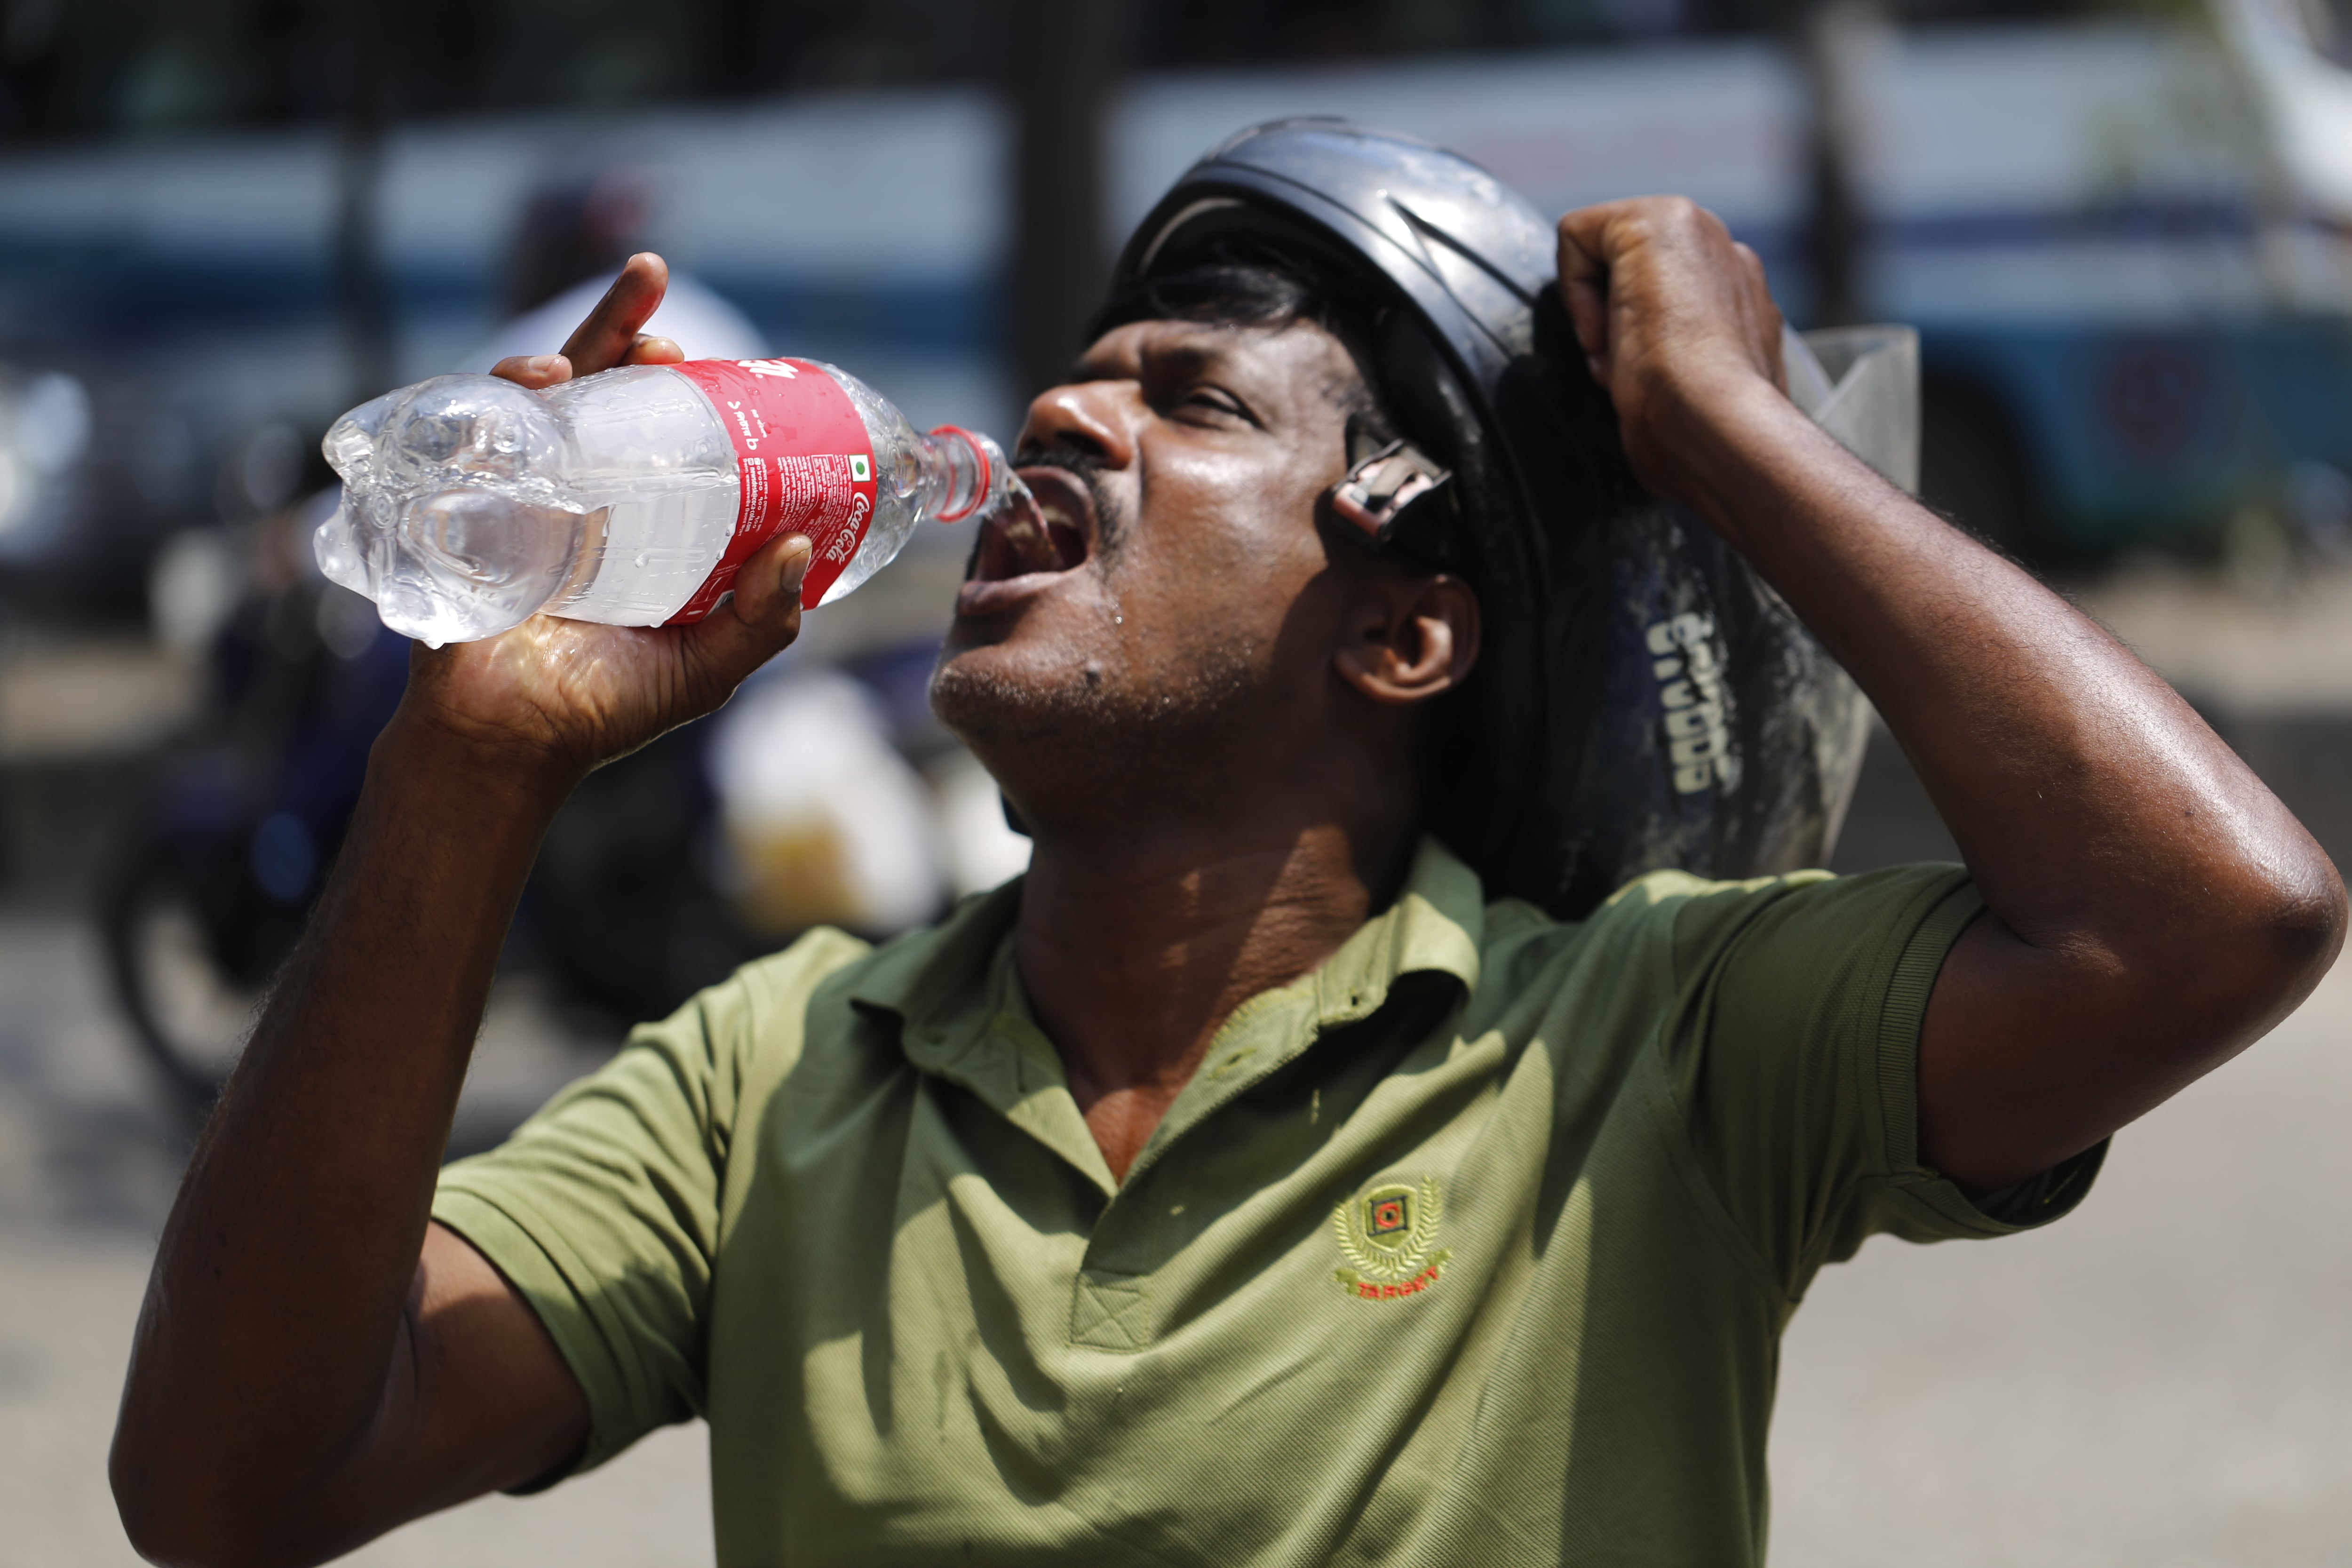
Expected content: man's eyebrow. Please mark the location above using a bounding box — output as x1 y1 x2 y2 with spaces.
1144 340 1233 381
1066 326 1246 384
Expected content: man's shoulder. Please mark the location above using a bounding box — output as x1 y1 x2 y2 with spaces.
1466 863 1966 1003
687 883 1020 1073
714 923 878 1016
634 925 874 1091
1469 865 1813 961
1597 861 1970 988
1450 876 1695 1024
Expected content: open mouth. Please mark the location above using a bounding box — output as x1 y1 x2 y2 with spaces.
959 464 1094 610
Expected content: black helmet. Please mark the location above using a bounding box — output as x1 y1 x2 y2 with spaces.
1112 118 1873 916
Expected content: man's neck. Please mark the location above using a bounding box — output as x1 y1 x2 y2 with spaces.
1016 815 1413 1182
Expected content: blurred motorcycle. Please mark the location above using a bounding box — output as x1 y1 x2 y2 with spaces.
98 502 409 1115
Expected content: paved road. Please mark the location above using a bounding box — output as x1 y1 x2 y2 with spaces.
0 910 715 1568
7 680 2352 1567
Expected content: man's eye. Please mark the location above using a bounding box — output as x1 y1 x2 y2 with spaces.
1180 388 1242 416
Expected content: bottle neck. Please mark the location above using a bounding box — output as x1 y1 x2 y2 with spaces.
915 425 1019 526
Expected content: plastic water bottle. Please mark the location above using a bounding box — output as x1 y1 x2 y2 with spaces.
315 358 1027 646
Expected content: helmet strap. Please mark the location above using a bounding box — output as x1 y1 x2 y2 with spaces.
1329 415 1456 555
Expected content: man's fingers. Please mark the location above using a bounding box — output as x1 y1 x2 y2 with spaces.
1555 211 1615 365
735 534 813 640
625 335 685 366
490 354 572 389
1558 196 1791 400
490 255 674 392
493 330 680 397
680 534 813 694
1562 277 1610 366
1555 203 1621 279
557 253 672 376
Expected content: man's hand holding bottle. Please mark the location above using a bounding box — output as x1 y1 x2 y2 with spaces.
395 252 813 787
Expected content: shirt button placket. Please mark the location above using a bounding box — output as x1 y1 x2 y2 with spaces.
1069 1268 1151 1352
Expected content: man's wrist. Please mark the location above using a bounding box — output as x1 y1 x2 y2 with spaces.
370 710 581 827
1649 372 1852 545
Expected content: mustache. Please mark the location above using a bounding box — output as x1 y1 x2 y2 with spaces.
1012 446 1126 557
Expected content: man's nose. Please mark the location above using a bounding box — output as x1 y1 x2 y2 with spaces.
1016 381 1138 469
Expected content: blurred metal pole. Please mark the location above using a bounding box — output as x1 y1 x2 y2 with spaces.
334 0 394 405
709 0 765 98
1007 0 1119 398
1797 0 1883 329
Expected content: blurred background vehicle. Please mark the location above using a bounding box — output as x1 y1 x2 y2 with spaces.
2 0 2350 610
4 2 2352 1563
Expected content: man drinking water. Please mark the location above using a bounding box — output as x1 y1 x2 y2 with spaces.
111 123 2342 1567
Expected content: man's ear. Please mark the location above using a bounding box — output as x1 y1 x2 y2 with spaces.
1332 573 1481 706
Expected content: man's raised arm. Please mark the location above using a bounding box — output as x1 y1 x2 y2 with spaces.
110 257 813 1568
1557 198 2345 1193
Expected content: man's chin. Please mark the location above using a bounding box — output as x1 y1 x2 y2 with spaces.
928 640 1096 743
930 616 1264 762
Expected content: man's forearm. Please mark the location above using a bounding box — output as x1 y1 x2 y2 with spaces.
1670 380 2316 939
1668 375 2340 1178
112 713 572 1553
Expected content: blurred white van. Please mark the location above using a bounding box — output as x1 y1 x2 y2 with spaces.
1112 0 2352 558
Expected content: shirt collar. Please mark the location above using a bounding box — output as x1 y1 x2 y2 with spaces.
1303 835 1484 1027
849 833 1486 1064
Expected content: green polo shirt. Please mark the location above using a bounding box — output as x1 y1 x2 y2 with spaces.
432 839 2098 1566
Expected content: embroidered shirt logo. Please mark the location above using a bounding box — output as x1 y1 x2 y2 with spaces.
1332 1176 1451 1300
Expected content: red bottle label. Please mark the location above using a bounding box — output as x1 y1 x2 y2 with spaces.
667 358 879 621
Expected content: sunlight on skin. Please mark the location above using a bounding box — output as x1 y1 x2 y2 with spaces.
1044 391 1123 450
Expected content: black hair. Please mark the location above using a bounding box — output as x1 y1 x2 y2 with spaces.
1092 254 1345 339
